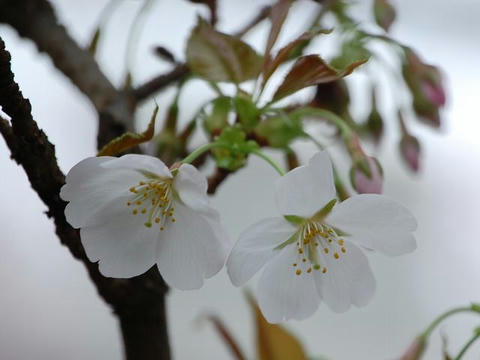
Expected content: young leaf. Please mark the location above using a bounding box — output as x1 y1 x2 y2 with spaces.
330 36 371 72
186 18 263 83
254 113 303 148
264 0 293 58
213 126 259 170
204 96 232 136
97 105 158 156
245 292 308 360
233 93 259 131
263 29 331 86
272 55 366 101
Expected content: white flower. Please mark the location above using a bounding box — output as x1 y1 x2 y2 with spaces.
227 151 417 323
60 154 230 290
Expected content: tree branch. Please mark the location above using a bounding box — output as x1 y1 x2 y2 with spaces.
0 36 171 360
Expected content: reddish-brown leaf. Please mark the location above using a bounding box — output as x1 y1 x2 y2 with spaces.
272 54 366 101
263 29 331 86
246 293 308 360
264 0 293 58
186 19 263 83
97 105 158 156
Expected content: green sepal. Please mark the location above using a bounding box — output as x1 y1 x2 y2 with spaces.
284 215 305 225
311 199 337 222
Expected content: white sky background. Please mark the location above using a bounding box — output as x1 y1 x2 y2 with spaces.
1 0 480 359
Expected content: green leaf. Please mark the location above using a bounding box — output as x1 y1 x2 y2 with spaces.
263 29 332 86
245 292 308 360
272 55 366 101
213 126 259 170
186 18 263 83
254 112 303 148
97 105 158 156
233 93 259 131
330 36 371 72
204 96 232 136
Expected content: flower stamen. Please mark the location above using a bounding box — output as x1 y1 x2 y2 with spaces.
127 179 176 230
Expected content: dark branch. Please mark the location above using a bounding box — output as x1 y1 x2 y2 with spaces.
0 36 171 360
132 63 189 102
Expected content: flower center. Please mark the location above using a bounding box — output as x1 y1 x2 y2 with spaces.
126 179 176 230
292 222 346 276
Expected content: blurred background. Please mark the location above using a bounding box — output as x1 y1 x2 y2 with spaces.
1 0 480 359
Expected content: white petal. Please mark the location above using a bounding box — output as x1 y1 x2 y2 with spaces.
314 241 376 313
173 163 209 212
275 151 336 217
80 212 158 278
227 217 296 286
61 157 143 228
156 202 228 290
326 194 417 256
60 156 113 201
257 245 321 323
100 154 172 178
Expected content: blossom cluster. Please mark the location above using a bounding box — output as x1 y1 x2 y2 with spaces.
61 151 416 323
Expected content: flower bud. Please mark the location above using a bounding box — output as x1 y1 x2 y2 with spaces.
402 48 446 128
350 156 383 194
374 0 396 32
366 87 384 143
400 336 426 360
400 134 421 172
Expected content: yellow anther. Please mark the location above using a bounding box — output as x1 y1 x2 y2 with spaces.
144 222 152 228
338 239 344 246
155 218 160 223
298 248 304 254
171 218 176 223
132 209 138 215
322 267 327 274
160 227 165 231
323 248 329 254
293 263 297 267
141 208 147 214
334 252 339 259
341 247 346 253
296 269 302 276
129 187 136 192
139 181 145 185
136 200 142 206
313 264 321 270
302 258 306 263
306 267 312 273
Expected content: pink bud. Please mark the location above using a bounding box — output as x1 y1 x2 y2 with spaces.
351 156 383 194
400 135 421 172
400 336 426 360
421 80 446 107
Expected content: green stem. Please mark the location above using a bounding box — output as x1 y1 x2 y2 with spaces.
251 149 286 176
422 306 480 339
455 331 480 360
181 143 224 164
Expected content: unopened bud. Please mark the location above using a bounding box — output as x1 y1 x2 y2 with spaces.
374 0 396 32
400 336 426 360
400 134 421 172
366 87 384 143
350 156 383 194
402 48 446 128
